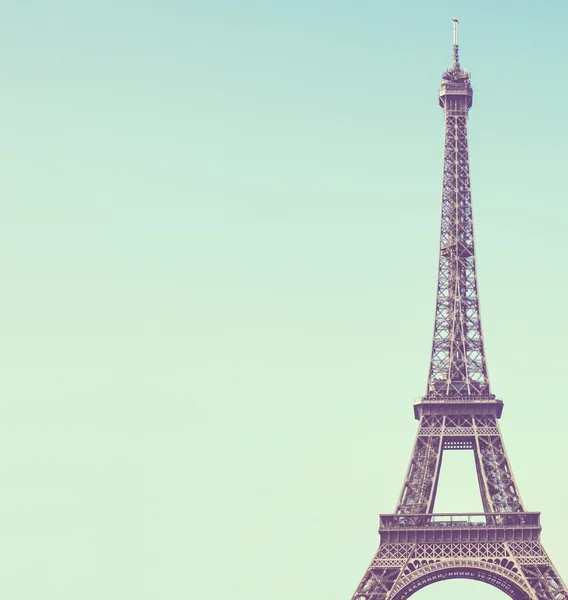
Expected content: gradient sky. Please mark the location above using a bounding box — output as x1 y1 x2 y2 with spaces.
1 1 568 599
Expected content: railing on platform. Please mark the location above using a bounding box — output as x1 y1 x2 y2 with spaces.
379 512 540 529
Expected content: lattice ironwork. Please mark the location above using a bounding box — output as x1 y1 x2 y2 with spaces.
396 415 524 514
353 541 564 600
426 22 488 399
349 19 567 600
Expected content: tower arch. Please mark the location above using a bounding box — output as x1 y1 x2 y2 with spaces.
390 560 532 600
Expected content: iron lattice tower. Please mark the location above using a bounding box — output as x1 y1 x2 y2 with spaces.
350 20 567 600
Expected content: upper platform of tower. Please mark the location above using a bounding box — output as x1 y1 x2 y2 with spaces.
439 19 473 110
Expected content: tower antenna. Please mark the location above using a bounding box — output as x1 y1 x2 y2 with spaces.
452 17 460 68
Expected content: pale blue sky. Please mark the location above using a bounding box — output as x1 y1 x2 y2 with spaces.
1 1 567 599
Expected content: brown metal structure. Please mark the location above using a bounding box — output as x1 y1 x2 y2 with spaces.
350 19 567 600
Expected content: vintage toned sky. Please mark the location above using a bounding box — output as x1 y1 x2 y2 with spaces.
1 1 567 599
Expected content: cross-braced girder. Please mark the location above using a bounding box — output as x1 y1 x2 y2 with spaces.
428 97 490 398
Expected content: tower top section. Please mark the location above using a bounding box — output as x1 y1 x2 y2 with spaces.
417 17 494 416
439 17 473 111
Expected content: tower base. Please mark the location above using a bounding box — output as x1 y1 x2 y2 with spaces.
352 513 566 600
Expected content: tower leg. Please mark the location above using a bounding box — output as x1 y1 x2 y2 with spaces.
473 416 523 512
352 543 411 600
511 541 568 600
396 416 443 514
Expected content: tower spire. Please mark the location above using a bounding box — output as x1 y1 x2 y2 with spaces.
452 17 460 69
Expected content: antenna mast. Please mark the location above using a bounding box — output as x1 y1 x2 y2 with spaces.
452 17 460 69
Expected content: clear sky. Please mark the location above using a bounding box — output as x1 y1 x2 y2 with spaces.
1 1 567 599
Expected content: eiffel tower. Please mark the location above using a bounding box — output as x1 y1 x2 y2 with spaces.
350 19 567 600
